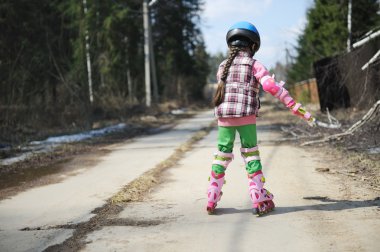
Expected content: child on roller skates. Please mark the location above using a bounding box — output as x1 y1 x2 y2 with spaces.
206 21 315 216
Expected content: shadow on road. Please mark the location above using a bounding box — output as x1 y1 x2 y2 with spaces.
214 208 252 215
271 196 380 216
213 196 379 216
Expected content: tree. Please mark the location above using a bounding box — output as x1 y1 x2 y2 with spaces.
351 0 380 41
287 0 380 84
0 0 210 144
207 52 226 84
151 0 208 103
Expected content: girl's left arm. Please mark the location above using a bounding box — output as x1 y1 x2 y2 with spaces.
260 75 315 124
252 61 315 125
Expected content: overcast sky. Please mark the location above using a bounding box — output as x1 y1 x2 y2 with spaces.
200 0 314 69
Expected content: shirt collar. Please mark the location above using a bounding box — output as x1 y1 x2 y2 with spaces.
237 51 253 57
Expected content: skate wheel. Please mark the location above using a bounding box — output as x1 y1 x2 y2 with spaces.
267 200 275 211
252 208 260 216
207 206 216 215
206 202 216 215
252 202 274 216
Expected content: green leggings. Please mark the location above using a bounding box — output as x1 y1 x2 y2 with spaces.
212 124 262 174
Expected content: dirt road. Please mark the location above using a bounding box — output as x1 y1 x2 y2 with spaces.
83 126 380 252
0 108 379 252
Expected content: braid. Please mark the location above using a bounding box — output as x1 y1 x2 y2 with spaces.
213 46 240 106
221 46 239 82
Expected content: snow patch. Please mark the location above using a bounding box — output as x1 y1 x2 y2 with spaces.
1 123 127 166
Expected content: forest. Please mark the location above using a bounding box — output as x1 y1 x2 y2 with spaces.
0 0 208 144
1 0 379 146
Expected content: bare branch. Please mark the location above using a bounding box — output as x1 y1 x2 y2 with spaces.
302 100 380 146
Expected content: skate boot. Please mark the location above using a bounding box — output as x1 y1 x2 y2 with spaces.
206 171 225 214
206 151 233 214
248 170 275 216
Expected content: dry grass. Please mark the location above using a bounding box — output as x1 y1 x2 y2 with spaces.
259 97 380 189
111 123 215 204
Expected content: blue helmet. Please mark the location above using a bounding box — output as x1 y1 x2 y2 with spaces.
226 21 261 52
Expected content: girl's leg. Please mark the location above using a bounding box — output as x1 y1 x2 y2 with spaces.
207 126 236 214
237 124 261 174
212 126 236 174
237 124 275 216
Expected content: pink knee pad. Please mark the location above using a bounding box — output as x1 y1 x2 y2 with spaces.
240 146 260 164
212 151 234 169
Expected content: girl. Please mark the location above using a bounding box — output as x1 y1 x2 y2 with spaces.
206 21 314 216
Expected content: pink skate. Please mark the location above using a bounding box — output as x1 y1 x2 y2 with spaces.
206 171 225 214
248 170 275 216
206 151 233 214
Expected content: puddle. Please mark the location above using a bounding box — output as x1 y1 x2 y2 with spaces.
0 159 69 190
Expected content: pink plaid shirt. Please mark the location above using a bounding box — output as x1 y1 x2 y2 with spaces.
215 51 270 119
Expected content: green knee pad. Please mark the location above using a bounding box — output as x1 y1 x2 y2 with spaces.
246 160 262 174
212 164 226 174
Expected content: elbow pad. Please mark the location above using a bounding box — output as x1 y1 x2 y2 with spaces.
261 75 294 106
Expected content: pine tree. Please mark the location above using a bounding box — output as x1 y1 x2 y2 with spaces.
0 0 210 144
287 0 380 83
151 0 208 102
